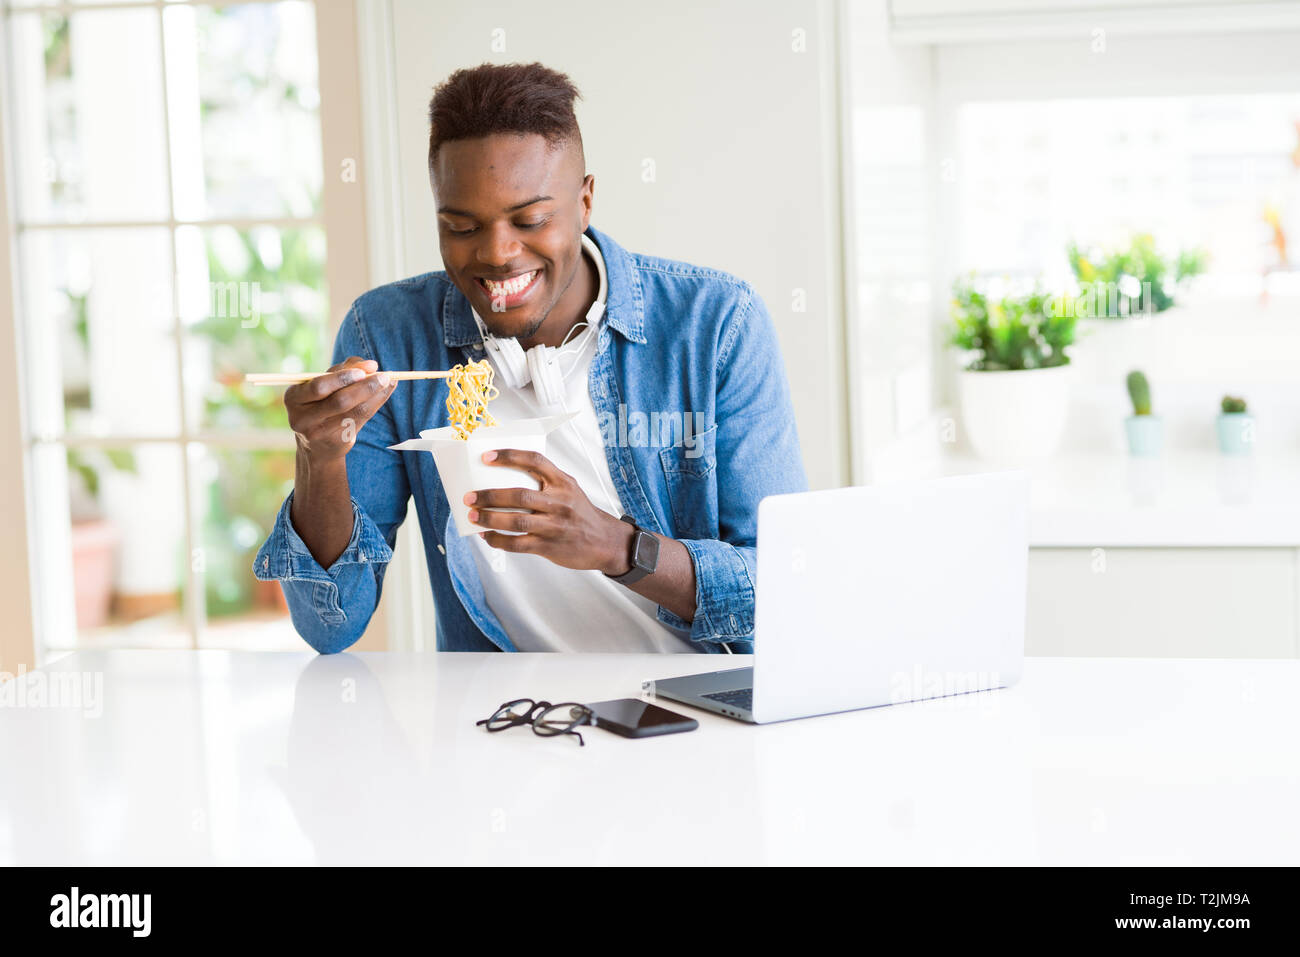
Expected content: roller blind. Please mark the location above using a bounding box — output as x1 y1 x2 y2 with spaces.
887 0 1300 42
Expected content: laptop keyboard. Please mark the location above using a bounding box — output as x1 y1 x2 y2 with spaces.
702 687 753 711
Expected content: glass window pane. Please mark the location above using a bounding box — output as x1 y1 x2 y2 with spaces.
8 8 169 223
177 224 329 432
163 2 323 220
38 442 190 651
956 93 1300 301
19 228 182 438
192 446 301 650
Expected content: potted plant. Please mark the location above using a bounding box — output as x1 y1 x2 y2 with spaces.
1123 370 1162 456
1067 234 1208 379
1067 234 1207 319
949 276 1076 463
67 448 135 629
1216 395 1254 455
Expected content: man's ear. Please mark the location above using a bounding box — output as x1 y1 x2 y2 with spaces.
580 173 594 229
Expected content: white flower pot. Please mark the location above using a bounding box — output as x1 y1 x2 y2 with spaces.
958 365 1072 464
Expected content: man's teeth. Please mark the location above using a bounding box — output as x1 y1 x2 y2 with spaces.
482 271 536 296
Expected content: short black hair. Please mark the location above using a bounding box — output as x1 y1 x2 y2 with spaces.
427 62 583 173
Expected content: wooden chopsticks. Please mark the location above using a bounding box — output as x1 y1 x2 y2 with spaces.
243 370 456 386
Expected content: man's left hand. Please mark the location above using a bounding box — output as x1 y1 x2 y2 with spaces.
466 449 634 575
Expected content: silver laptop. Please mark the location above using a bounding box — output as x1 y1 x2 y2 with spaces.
645 470 1029 724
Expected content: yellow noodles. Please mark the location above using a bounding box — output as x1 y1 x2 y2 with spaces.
445 358 499 439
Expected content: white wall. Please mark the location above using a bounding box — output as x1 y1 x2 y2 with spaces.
378 0 850 490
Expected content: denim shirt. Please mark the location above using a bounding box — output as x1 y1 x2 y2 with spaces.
253 225 807 653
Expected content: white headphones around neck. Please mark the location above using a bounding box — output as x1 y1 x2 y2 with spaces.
471 232 607 407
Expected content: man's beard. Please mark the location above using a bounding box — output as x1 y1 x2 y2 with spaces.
483 309 547 342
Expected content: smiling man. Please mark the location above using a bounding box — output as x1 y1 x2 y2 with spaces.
253 62 806 653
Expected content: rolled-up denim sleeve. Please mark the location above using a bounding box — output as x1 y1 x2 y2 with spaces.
252 300 411 654
661 284 807 647
253 493 396 653
667 539 758 643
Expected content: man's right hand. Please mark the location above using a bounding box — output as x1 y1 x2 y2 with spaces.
285 357 397 569
285 357 398 463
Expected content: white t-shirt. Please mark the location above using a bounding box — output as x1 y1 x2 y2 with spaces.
467 256 700 653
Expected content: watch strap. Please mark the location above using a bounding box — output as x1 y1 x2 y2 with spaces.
608 514 655 584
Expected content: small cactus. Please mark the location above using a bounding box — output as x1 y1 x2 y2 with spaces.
1221 395 1248 415
1126 370 1152 416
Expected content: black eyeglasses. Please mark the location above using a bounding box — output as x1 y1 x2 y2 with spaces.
476 698 594 746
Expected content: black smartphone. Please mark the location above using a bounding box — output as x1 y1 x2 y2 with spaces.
584 698 698 738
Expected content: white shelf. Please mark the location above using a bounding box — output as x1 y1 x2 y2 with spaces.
897 447 1300 547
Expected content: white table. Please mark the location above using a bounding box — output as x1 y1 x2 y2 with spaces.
1 651 1296 865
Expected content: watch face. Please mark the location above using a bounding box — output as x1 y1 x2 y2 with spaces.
633 531 659 570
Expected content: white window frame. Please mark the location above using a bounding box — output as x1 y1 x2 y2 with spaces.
0 0 375 661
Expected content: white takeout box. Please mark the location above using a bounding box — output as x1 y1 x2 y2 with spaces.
388 413 575 537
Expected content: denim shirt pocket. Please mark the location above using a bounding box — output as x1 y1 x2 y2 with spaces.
658 422 719 540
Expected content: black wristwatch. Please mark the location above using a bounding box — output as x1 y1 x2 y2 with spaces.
606 514 659 585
